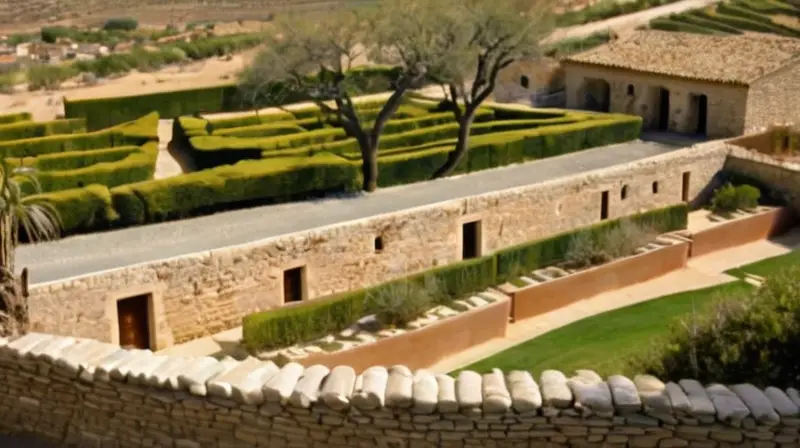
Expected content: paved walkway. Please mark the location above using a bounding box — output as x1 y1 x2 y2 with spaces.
543 0 722 43
153 119 185 179
429 230 800 373
17 140 682 285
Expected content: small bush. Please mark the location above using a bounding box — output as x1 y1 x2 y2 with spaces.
103 17 139 31
564 232 606 269
27 65 76 91
563 219 656 268
710 183 761 215
629 266 800 386
365 278 439 328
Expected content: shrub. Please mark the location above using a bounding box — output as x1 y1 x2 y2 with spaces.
563 219 656 268
649 18 717 34
208 111 296 131
213 122 307 138
22 184 118 236
8 145 139 171
27 64 77 91
710 183 761 215
365 279 439 328
65 66 401 129
0 112 157 159
0 112 32 125
0 118 86 142
495 204 688 281
103 17 139 31
629 266 800 386
40 26 71 43
242 255 496 351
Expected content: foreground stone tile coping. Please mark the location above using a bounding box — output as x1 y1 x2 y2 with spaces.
2 332 800 424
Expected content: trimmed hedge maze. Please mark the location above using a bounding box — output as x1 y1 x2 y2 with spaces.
649 0 800 36
63 66 404 131
11 94 641 239
0 112 160 236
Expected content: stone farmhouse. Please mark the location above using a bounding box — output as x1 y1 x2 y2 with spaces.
561 30 800 139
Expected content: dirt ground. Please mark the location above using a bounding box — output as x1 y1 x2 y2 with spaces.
0 48 261 121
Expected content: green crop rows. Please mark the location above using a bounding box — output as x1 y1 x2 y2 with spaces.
649 0 800 36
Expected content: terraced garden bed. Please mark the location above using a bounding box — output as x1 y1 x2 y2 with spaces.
648 0 800 37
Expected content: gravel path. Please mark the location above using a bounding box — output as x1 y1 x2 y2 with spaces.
17 140 685 285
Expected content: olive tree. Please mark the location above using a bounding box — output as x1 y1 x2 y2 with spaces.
430 0 554 178
239 1 451 191
0 161 61 336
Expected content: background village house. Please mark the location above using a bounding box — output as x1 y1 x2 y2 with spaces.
561 30 800 139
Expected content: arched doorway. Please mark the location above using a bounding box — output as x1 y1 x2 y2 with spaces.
582 78 611 112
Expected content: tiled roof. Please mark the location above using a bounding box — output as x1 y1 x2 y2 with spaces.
563 30 800 85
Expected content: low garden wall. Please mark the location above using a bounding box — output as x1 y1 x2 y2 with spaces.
690 207 796 259
300 297 511 372
2 332 799 448
510 241 690 322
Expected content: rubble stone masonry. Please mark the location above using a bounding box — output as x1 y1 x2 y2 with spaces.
26 143 731 349
1 333 799 448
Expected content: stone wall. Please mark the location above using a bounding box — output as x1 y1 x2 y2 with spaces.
745 61 800 133
27 142 730 349
562 63 749 139
2 332 799 448
724 146 800 212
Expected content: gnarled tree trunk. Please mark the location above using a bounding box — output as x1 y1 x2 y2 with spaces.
432 112 476 179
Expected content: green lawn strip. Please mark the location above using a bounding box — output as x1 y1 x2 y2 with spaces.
725 249 800 279
452 281 753 377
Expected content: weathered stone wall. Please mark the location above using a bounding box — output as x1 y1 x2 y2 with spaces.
724 146 800 212
2 333 799 448
744 61 800 133
562 63 749 139
27 142 730 349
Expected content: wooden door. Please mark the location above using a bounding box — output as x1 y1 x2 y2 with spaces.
117 295 150 350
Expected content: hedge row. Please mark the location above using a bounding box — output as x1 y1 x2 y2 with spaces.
38 112 641 237
0 112 159 158
242 203 690 350
64 66 404 130
7 145 140 171
0 118 86 142
19 142 159 194
213 123 308 138
0 112 32 125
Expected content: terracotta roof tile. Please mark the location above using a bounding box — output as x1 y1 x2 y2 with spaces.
563 30 800 85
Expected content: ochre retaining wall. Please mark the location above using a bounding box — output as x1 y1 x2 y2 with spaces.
300 298 510 372
26 142 729 349
690 208 796 259
510 242 690 322
2 333 799 448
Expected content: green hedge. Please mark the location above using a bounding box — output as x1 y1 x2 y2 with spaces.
715 2 800 36
677 13 745 34
732 0 798 15
8 145 140 171
650 18 717 34
23 184 118 236
0 118 86 142
208 111 296 131
495 204 689 281
189 128 348 169
64 66 403 130
699 10 799 36
213 122 308 138
242 255 498 351
26 142 158 193
242 203 689 351
0 112 33 125
373 115 642 187
0 112 159 158
112 154 362 225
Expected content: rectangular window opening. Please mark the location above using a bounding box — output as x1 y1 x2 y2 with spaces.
600 191 610 220
461 221 482 260
283 267 306 304
682 172 691 202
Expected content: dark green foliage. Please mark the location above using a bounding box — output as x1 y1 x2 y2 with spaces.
103 17 139 31
495 204 688 281
710 183 762 214
649 18 719 34
630 265 800 387
0 118 86 142
544 31 613 57
22 184 118 236
64 66 399 130
40 26 72 43
242 256 497 351
0 112 32 125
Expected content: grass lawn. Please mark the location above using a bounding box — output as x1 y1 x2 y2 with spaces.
453 281 753 377
725 249 800 279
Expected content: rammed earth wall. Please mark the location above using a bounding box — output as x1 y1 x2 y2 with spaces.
2 333 800 448
26 142 730 350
